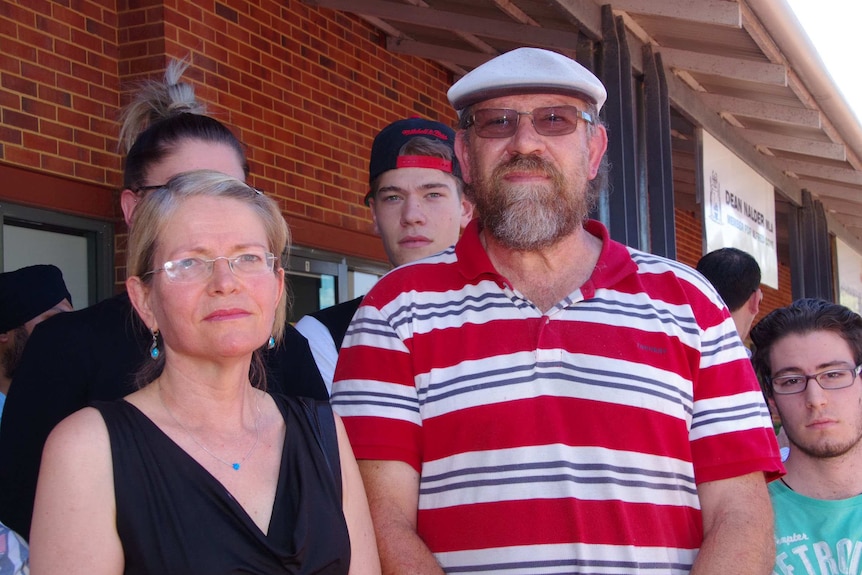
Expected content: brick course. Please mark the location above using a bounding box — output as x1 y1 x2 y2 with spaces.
2 0 797 314
2 0 459 287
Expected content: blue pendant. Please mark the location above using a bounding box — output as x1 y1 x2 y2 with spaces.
150 346 160 360
232 462 241 470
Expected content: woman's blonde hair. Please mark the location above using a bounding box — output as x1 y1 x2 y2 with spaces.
127 170 290 388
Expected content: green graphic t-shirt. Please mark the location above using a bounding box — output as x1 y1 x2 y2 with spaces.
770 479 862 575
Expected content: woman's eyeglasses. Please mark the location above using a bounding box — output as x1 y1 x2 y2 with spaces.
144 252 277 283
133 184 264 195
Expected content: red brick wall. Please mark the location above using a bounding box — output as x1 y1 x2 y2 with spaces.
674 207 704 270
1 1 121 186
759 262 793 325
0 0 801 311
2 0 457 287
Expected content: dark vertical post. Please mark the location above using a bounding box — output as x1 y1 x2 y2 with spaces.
793 190 835 301
600 5 640 248
813 198 834 301
788 203 806 300
643 46 676 258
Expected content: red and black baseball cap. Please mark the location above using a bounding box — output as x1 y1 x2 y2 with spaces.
365 117 461 205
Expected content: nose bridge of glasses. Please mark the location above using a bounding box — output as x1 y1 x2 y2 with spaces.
520 110 542 133
801 374 835 402
508 110 546 142
209 256 238 276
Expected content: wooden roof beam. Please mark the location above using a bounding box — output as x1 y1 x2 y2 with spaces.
661 48 786 86
774 159 862 186
797 180 862 203
386 38 493 69
815 196 862 215
741 129 845 161
699 93 820 128
611 0 741 27
304 0 582 51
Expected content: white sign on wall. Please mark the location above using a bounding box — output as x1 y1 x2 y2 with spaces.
702 130 778 288
836 238 862 315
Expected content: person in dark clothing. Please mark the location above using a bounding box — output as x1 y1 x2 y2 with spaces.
0 264 73 420
0 60 327 541
295 118 473 390
28 170 379 574
696 247 762 342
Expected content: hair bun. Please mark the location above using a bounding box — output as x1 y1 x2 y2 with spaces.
118 58 207 154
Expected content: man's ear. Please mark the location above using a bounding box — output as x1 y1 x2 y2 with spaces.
455 131 472 184
120 189 140 226
587 125 609 179
0 331 10 345
459 196 474 230
748 288 763 316
767 396 781 422
368 198 382 236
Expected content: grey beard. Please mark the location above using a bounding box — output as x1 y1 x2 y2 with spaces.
481 183 581 250
469 154 589 251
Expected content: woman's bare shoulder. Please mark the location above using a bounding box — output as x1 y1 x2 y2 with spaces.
43 405 111 459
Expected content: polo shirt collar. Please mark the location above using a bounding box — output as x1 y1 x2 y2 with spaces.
455 218 639 298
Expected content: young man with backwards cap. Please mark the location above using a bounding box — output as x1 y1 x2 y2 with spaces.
295 117 472 391
750 299 862 574
331 47 783 574
0 265 72 423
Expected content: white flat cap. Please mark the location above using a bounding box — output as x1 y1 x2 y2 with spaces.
448 47 607 115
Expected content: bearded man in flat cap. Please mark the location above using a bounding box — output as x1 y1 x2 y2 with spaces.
0 265 72 423
332 47 783 574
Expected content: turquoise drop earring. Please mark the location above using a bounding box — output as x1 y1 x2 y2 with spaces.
267 335 275 350
150 329 161 360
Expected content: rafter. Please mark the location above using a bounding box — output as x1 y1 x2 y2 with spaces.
815 196 862 215
774 159 862 186
612 0 741 27
798 180 862 203
386 38 492 68
661 48 786 85
303 0 582 50
699 93 820 128
492 0 540 26
739 129 845 161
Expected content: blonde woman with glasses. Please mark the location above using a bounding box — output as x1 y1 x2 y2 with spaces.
29 171 379 575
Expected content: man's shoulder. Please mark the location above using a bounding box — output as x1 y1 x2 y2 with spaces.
369 248 465 297
310 297 363 326
623 246 722 297
29 293 133 341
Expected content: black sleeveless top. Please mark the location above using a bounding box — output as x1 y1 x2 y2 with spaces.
93 394 350 575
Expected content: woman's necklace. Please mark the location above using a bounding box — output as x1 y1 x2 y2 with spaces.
158 382 261 471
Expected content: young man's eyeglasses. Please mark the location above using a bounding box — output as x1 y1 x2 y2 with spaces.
769 364 862 395
464 106 594 139
144 252 277 283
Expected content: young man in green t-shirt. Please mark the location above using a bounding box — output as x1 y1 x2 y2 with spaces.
751 299 862 574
